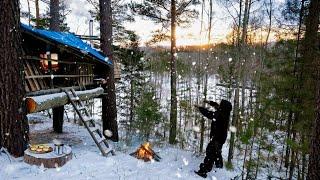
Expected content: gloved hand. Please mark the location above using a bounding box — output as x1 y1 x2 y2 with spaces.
204 100 219 109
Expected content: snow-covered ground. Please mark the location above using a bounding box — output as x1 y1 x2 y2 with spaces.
0 113 238 180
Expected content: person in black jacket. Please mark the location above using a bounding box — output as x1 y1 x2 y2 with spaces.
194 99 232 178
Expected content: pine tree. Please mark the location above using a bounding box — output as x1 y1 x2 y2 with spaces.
0 0 29 157
131 0 199 144
100 0 119 142
304 0 320 178
29 0 70 31
116 31 145 137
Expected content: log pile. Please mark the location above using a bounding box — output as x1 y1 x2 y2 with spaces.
130 142 161 162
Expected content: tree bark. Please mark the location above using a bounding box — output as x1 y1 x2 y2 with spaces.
0 0 29 157
305 0 320 179
100 0 119 142
49 0 60 31
49 0 63 133
241 0 251 45
169 0 177 144
35 0 40 27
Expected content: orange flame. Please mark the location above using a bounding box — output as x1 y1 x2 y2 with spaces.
136 142 153 161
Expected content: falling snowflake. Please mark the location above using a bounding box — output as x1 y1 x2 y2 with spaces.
104 130 113 137
55 163 61 172
211 176 218 180
173 53 178 57
229 126 237 132
51 74 54 79
250 118 254 121
228 58 232 62
192 62 196 66
176 172 182 178
192 126 200 132
80 50 88 54
182 157 189 166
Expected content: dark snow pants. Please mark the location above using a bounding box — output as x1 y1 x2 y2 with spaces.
199 139 223 173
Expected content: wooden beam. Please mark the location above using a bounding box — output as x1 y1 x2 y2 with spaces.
26 85 98 96
23 56 94 65
26 87 104 113
25 74 94 79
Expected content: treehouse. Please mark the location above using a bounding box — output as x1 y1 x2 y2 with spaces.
21 23 114 93
21 24 118 151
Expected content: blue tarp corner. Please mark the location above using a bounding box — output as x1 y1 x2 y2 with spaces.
21 23 112 66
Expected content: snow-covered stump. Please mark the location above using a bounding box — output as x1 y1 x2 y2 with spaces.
24 144 72 168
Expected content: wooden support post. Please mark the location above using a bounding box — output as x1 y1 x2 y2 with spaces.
53 106 64 133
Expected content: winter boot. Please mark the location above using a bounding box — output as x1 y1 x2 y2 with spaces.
215 157 223 168
194 170 207 178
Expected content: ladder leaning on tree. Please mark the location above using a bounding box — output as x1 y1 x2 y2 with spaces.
64 88 115 157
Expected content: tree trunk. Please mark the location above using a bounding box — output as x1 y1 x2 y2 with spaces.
198 0 205 153
228 85 239 164
0 0 29 157
100 0 118 142
265 0 272 45
308 87 320 180
25 88 104 113
305 0 320 179
27 0 31 25
241 0 251 45
169 0 177 144
49 0 60 31
49 0 63 133
35 0 40 27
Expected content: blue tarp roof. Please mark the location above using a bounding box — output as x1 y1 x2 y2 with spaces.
21 24 112 66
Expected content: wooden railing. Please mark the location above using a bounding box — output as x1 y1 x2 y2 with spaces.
23 57 95 92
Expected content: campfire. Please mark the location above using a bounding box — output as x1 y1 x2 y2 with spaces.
130 142 161 162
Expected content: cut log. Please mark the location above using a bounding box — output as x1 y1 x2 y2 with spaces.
26 87 104 113
24 144 72 168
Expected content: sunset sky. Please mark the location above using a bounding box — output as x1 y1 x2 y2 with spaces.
20 0 284 46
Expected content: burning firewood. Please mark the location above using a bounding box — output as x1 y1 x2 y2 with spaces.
130 142 161 162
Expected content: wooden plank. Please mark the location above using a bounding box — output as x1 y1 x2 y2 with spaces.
25 83 30 92
29 61 46 89
25 74 94 79
25 61 41 90
24 61 37 91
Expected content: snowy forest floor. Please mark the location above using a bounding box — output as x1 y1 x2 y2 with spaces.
0 113 239 180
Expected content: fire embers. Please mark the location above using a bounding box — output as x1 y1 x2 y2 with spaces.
130 142 161 162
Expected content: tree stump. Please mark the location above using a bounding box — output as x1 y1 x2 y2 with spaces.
24 144 72 168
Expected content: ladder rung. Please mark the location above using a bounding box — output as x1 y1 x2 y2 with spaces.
83 116 92 122
78 107 86 111
96 136 106 144
104 149 114 156
70 97 80 101
89 127 99 132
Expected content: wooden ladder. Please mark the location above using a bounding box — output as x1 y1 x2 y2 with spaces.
64 88 115 157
